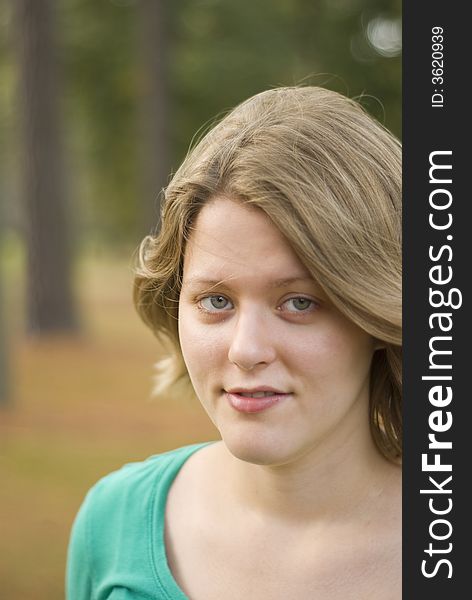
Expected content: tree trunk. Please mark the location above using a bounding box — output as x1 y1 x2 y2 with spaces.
137 0 171 236
14 0 78 334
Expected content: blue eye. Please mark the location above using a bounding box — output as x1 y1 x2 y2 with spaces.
282 297 315 312
200 295 233 311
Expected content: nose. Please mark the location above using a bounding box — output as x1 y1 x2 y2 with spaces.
227 308 277 371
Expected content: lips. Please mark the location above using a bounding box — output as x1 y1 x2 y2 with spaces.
225 387 290 413
237 391 275 398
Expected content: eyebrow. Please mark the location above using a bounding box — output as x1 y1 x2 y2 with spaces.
270 276 315 288
182 276 315 289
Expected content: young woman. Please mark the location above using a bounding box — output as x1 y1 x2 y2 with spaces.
67 86 402 600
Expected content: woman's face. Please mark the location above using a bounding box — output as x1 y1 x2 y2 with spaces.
179 197 376 466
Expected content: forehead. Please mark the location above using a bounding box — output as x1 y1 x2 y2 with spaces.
182 197 311 283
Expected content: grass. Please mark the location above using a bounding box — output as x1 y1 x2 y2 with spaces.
0 247 218 599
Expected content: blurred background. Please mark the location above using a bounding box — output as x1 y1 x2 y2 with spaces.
0 0 401 597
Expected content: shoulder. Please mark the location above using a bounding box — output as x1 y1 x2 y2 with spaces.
67 443 209 599
81 443 209 526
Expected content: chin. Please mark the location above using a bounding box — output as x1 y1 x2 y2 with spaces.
219 423 299 467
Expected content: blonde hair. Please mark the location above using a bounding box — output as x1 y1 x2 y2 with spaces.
134 86 402 462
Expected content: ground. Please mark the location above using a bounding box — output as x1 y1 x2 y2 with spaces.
0 249 217 599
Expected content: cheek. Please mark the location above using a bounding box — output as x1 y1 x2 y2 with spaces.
325 334 374 395
178 311 226 384
290 326 373 387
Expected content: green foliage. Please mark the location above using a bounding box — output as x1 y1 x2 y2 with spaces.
59 0 140 243
3 0 401 244
170 0 401 155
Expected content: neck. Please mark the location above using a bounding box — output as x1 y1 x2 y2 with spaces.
219 421 399 525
